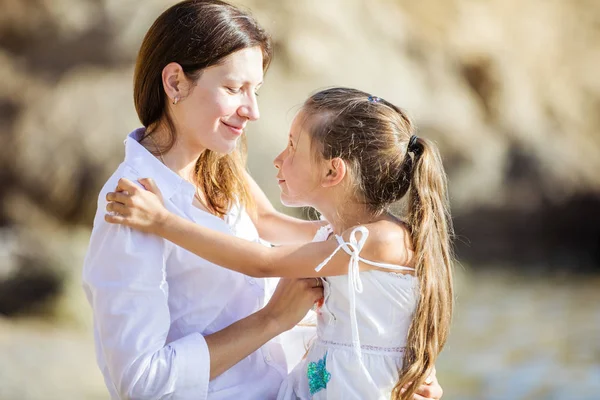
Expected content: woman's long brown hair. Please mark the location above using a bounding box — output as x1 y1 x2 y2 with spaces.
133 0 272 216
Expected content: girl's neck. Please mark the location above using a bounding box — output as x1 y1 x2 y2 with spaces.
317 200 382 235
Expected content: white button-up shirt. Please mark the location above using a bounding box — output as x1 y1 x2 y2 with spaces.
82 129 288 399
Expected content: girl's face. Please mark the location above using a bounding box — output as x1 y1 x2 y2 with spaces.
173 46 264 154
273 111 324 207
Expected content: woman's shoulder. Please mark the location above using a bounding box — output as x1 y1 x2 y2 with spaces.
96 164 141 203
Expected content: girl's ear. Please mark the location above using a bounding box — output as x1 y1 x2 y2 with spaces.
321 157 347 187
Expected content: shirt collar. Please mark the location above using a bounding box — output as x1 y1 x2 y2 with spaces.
124 128 196 203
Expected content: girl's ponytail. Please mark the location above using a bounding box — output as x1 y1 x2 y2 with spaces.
393 137 454 400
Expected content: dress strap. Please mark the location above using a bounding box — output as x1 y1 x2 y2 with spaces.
314 225 413 362
314 226 416 275
352 256 415 272
315 226 366 361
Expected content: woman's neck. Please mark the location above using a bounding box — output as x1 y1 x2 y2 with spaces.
143 125 204 183
162 146 200 182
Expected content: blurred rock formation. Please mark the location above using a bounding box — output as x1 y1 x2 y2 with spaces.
1 0 599 315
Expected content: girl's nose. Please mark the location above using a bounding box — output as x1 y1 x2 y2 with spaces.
273 149 285 169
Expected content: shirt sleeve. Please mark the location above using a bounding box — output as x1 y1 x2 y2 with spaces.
82 180 210 399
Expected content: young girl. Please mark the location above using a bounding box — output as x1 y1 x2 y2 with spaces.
105 87 454 400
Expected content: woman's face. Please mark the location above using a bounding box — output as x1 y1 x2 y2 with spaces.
273 111 324 207
173 46 264 154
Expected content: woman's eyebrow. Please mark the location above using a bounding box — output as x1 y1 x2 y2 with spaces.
222 77 263 87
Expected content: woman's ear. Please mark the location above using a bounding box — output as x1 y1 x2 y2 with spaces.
162 62 185 105
321 157 347 188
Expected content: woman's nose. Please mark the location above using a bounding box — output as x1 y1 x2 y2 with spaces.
238 93 260 121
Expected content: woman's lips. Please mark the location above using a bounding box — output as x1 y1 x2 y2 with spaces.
222 121 244 136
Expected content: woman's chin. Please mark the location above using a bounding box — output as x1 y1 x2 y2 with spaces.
208 139 239 155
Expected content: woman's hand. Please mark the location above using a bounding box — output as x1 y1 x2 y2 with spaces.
105 177 169 235
404 367 443 399
261 278 324 333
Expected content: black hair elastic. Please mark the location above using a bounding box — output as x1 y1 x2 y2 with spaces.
408 135 421 155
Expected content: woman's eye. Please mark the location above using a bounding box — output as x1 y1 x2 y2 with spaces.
226 87 241 94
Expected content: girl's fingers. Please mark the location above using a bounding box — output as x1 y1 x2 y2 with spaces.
139 178 157 192
106 191 131 205
117 177 138 193
104 213 126 225
139 178 164 201
106 202 129 216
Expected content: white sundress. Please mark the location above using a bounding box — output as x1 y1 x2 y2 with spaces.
278 225 419 400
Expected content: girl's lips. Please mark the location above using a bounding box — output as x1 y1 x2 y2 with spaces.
277 179 285 185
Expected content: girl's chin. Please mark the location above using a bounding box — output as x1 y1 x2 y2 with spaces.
279 194 305 208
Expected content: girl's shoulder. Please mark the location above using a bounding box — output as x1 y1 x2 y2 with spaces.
313 223 334 242
341 218 414 271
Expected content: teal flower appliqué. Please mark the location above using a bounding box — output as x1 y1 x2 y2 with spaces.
307 352 331 396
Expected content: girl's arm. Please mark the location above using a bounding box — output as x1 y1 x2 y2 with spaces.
106 178 401 278
244 171 325 245
105 179 442 399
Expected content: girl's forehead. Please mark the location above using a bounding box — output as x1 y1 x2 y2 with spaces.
290 110 312 134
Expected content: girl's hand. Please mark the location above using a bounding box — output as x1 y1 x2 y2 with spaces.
104 177 169 235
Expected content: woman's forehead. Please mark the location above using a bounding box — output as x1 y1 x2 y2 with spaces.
206 46 264 83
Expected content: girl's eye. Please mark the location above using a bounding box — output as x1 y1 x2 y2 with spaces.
226 87 241 94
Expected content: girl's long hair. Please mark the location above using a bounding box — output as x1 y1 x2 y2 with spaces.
302 87 454 399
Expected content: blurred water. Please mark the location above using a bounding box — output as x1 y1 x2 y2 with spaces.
0 268 598 399
438 269 600 400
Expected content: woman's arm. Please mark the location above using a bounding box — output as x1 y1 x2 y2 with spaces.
105 178 442 400
86 185 209 398
205 277 323 379
106 178 401 279
86 175 322 399
245 171 324 245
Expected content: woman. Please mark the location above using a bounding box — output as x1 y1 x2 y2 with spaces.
82 1 443 399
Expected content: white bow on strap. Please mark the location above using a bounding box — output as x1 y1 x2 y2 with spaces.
315 226 370 361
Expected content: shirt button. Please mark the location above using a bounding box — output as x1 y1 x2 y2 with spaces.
265 354 272 362
248 278 255 285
